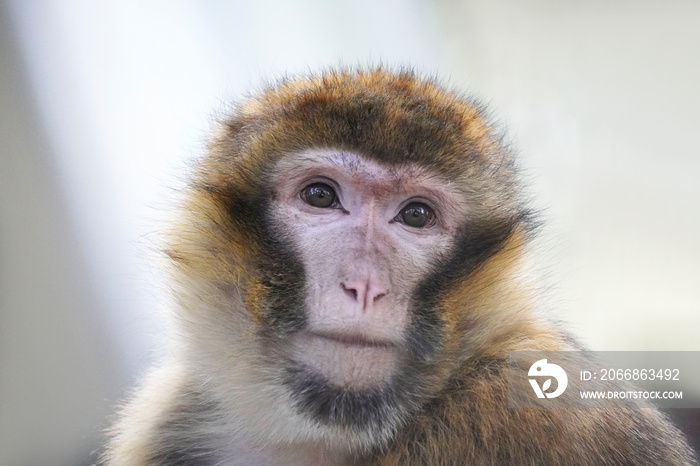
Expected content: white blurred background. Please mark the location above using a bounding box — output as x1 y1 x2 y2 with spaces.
1 1 698 464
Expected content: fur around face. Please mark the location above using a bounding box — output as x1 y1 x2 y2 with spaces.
103 68 698 465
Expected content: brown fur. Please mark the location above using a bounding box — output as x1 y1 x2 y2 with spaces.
103 67 698 465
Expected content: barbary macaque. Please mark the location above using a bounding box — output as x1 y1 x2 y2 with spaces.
103 68 698 465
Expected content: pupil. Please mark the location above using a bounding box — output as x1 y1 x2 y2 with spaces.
402 203 432 228
304 183 335 208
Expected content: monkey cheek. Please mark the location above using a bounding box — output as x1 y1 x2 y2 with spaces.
289 333 399 390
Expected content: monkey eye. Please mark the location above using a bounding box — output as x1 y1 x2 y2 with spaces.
302 183 338 208
396 202 435 228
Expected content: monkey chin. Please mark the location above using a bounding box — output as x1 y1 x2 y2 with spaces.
289 331 400 390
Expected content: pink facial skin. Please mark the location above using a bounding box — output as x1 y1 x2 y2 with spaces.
269 149 468 389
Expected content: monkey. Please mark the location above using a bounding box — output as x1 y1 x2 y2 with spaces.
102 68 698 465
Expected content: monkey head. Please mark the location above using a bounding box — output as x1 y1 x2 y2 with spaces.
167 68 532 450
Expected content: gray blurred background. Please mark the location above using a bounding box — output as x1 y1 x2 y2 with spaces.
1 1 698 464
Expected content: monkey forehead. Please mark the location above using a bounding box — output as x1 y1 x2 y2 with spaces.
271 149 465 200
212 68 514 181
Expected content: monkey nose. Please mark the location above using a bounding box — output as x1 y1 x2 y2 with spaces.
340 281 388 310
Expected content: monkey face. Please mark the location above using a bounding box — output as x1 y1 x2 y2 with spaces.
268 149 466 389
220 148 467 437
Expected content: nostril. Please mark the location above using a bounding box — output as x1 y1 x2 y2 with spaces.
373 292 386 303
341 283 358 301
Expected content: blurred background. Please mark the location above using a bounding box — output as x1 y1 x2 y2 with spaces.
1 1 699 464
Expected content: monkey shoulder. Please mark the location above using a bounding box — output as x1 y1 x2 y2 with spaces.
102 363 223 466
362 354 698 466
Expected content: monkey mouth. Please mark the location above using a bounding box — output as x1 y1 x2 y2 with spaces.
289 331 400 389
307 330 396 349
